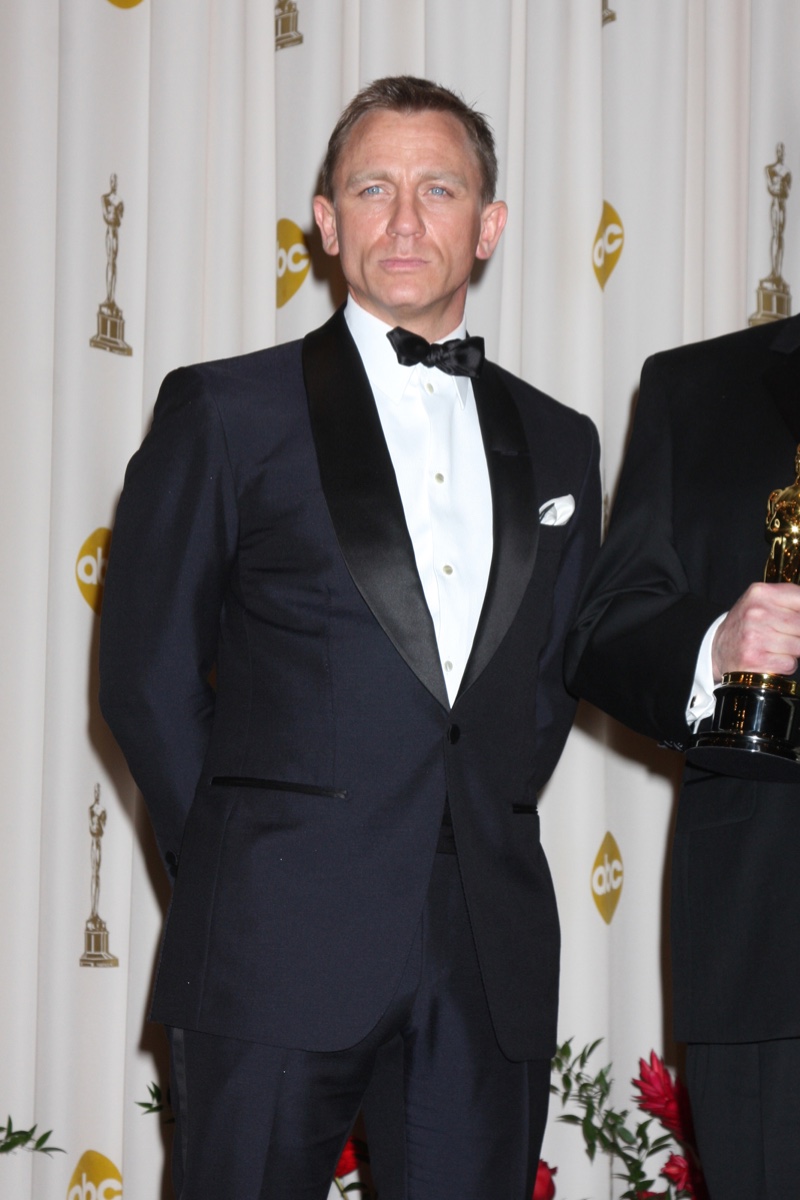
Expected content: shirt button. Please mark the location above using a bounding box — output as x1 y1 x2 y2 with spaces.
442 564 453 576
434 472 445 484
447 724 461 744
444 660 453 672
425 382 434 394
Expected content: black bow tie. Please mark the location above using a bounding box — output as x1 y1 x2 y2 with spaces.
386 326 485 378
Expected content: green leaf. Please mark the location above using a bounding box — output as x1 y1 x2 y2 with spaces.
582 1114 597 1144
2 1130 33 1152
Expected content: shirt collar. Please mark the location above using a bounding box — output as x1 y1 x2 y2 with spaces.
344 297 471 408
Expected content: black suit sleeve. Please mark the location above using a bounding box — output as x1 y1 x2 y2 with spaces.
534 414 601 781
99 367 238 873
565 354 724 747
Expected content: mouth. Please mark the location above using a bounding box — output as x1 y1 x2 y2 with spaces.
380 256 428 271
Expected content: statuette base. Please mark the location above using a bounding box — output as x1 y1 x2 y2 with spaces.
749 279 792 326
90 303 132 356
80 917 119 968
688 672 800 780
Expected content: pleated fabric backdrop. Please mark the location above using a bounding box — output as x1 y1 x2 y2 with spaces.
2 2 800 1197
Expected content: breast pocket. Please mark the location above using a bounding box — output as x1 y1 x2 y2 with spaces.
210 776 347 800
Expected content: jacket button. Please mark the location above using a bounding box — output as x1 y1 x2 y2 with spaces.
446 724 461 744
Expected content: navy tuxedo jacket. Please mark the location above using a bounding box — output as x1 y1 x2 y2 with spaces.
100 309 600 1060
567 314 800 1044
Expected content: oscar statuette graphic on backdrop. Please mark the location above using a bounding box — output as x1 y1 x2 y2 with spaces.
750 143 792 326
90 174 132 356
79 784 118 967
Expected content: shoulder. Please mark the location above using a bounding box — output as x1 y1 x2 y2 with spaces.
487 360 598 455
641 316 800 396
147 341 307 448
159 340 305 408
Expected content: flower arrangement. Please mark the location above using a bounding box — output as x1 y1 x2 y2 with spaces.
550 1040 706 1199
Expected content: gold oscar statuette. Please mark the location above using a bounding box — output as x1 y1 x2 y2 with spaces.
80 784 119 967
689 445 800 778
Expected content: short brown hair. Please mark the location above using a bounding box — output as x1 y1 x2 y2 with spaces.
319 75 499 205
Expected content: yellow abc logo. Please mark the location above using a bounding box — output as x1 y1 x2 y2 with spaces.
276 218 310 308
592 200 624 290
67 1150 122 1200
76 528 112 614
591 831 623 924
105 1 145 8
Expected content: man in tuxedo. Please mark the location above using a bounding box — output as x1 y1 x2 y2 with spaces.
566 314 800 1198
100 75 600 1200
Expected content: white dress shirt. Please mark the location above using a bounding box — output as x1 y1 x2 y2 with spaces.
686 613 728 729
345 298 493 705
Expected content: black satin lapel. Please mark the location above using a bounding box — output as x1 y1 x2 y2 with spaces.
457 366 538 699
302 309 448 709
763 319 800 444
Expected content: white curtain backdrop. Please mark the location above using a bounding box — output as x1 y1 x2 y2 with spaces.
2 2 799 1197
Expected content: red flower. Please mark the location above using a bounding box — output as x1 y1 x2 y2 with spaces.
532 1159 557 1200
335 1138 359 1179
632 1052 689 1141
662 1153 693 1194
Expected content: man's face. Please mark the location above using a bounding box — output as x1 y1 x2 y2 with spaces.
314 109 507 341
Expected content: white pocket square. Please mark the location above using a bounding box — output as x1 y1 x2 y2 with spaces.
538 494 575 526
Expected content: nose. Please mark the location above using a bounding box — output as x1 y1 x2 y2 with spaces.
386 189 425 238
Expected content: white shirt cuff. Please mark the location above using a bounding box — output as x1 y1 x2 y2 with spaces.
685 612 728 730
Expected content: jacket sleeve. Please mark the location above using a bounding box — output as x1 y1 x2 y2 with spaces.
564 354 724 747
533 412 602 783
99 366 238 875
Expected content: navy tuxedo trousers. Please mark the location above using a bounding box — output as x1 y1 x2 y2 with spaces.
168 850 550 1200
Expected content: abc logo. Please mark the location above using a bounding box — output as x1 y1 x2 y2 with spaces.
67 1150 122 1200
276 218 310 308
76 528 112 614
592 200 624 290
591 831 624 925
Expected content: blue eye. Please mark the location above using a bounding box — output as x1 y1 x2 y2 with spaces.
429 187 448 196
363 185 383 195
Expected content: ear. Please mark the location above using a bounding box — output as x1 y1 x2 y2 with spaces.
313 195 339 256
475 200 508 261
